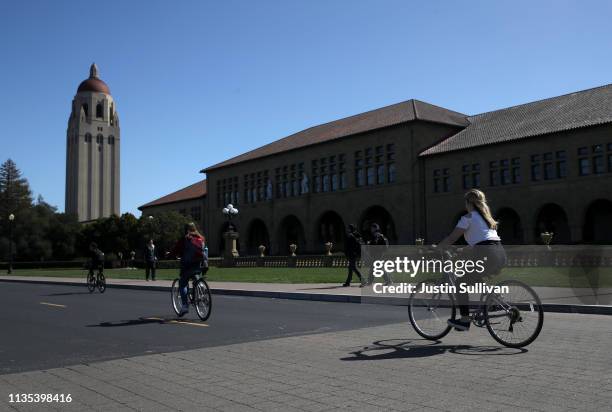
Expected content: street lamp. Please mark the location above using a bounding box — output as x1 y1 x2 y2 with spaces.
222 204 239 232
7 213 15 274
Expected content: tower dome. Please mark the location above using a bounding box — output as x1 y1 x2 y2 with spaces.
77 63 111 94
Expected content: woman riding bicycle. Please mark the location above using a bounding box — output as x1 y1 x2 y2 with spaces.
168 222 208 316
437 189 507 331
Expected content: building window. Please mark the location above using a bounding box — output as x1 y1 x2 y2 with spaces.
463 163 481 188
366 166 375 185
489 161 499 186
556 151 567 178
190 206 202 222
578 147 590 176
388 163 396 183
433 168 450 193
96 134 103 144
355 156 365 187
511 158 521 184
96 103 103 119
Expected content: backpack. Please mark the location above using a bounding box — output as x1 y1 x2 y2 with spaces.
182 235 205 265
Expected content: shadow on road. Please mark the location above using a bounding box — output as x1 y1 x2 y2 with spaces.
87 317 173 327
298 285 347 291
42 292 92 296
341 338 526 361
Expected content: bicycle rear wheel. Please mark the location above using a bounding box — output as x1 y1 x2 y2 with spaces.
171 279 182 316
193 279 212 321
97 272 106 293
86 272 96 293
408 281 455 340
484 280 544 348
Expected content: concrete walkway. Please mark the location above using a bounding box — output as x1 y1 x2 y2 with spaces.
0 275 610 314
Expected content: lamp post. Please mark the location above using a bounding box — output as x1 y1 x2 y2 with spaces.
222 204 240 264
222 204 239 231
7 213 15 274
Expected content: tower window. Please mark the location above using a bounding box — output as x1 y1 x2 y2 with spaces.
96 103 103 118
108 136 115 145
82 104 89 117
96 134 103 144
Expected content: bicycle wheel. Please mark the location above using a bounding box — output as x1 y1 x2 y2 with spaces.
484 279 544 348
193 279 212 321
97 272 106 294
86 272 96 293
171 279 183 316
408 281 455 340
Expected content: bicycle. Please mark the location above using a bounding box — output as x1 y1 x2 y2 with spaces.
171 272 212 321
408 249 543 348
86 265 106 294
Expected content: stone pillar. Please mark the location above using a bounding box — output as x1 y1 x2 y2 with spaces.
222 231 239 267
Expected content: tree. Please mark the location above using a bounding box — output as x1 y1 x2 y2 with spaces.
0 159 32 219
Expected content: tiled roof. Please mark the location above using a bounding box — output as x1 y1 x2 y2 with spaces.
138 179 207 210
420 84 612 156
202 100 468 172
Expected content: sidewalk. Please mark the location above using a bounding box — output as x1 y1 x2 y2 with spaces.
1 275 611 314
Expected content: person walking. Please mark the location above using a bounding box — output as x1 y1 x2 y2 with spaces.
144 239 157 281
366 223 391 286
343 224 363 287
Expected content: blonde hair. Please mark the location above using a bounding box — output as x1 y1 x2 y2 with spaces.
465 189 498 230
184 222 203 238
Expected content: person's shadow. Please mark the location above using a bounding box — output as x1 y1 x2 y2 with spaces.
340 339 526 361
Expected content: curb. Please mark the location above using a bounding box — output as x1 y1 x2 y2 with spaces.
1 278 611 315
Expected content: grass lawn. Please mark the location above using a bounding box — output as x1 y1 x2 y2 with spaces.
4 266 612 288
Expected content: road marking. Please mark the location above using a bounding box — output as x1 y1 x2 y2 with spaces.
40 302 66 308
145 317 209 327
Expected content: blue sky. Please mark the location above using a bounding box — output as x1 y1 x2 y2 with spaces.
2 0 612 215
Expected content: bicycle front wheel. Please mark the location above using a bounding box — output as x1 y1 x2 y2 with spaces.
97 272 106 293
193 279 212 321
484 280 544 348
86 272 96 293
171 279 182 316
408 281 455 340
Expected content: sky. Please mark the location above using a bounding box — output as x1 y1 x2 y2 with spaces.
2 0 612 216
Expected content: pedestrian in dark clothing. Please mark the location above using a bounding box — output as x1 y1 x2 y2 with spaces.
366 223 391 285
343 224 363 287
144 239 157 281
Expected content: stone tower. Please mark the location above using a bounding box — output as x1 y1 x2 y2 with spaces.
65 63 120 221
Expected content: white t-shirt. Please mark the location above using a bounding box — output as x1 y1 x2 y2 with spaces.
456 210 501 246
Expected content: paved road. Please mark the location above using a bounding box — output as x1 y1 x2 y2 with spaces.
0 282 406 374
0 282 611 411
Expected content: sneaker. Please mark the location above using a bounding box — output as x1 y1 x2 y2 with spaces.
178 305 189 317
342 283 350 287
447 319 470 331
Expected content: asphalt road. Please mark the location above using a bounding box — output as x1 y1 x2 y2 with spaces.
0 282 408 374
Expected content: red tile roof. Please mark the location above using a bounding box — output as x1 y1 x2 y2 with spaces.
138 179 207 210
202 99 468 172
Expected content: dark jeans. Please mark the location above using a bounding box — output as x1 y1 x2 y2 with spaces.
145 260 156 280
345 257 362 285
455 242 507 317
179 263 200 307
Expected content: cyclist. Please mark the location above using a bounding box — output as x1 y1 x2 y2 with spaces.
88 242 105 275
436 189 507 331
168 222 208 316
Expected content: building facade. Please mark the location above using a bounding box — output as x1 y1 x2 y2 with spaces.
65 63 120 222
138 179 207 232
142 85 612 256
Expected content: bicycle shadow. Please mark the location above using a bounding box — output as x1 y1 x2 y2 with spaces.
86 317 181 327
42 292 92 296
340 339 526 361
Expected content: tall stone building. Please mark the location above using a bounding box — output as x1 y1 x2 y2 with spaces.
65 63 120 222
